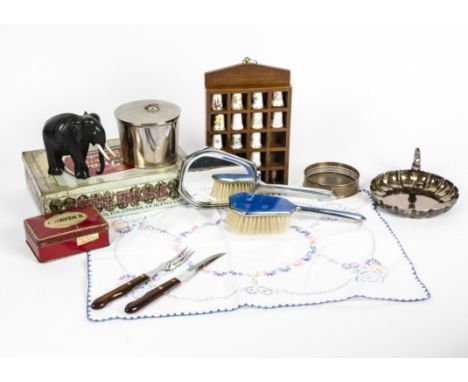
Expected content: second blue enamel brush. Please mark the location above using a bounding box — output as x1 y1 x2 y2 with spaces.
226 192 366 234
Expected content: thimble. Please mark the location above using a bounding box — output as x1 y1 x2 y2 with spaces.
231 113 244 130
212 134 223 149
212 114 225 131
251 112 263 129
251 151 262 167
251 132 262 149
212 94 223 111
231 93 243 110
252 92 264 109
270 170 278 183
231 134 243 149
271 112 283 128
272 91 284 107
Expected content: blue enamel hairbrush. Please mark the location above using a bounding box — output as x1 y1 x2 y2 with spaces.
226 192 366 234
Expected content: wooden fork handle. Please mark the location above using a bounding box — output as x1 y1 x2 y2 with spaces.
125 278 181 314
91 274 150 310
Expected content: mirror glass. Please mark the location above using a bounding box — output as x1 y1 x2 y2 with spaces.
181 150 257 207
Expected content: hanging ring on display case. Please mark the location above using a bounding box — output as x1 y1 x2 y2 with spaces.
242 57 258 64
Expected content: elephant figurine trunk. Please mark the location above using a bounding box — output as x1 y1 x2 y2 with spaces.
42 111 115 179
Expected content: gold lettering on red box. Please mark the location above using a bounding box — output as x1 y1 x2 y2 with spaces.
44 211 88 229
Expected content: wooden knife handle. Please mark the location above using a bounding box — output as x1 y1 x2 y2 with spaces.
91 274 150 310
125 278 181 314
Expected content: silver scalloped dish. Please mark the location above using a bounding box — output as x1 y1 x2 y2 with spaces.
370 148 459 218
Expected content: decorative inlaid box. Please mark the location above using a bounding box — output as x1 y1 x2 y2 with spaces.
22 138 186 217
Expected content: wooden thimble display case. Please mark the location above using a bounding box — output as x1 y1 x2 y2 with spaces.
205 58 292 184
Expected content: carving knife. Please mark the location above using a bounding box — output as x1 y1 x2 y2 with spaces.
124 252 226 314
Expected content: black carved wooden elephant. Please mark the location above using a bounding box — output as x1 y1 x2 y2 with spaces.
42 112 115 179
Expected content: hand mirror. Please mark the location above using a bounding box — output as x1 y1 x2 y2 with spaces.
179 147 334 208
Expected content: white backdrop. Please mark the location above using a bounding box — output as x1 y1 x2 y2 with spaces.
0 25 467 357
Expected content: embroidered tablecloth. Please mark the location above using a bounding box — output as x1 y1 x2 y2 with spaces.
87 191 429 321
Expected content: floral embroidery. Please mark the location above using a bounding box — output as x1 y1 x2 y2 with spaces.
117 273 136 281
174 219 223 244
342 262 360 270
351 259 388 283
112 219 133 234
244 280 274 295
180 225 318 279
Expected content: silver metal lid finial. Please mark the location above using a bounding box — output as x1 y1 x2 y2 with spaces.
144 103 160 113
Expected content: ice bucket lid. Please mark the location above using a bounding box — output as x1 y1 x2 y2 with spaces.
114 99 181 127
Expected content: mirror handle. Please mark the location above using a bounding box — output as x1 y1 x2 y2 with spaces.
255 183 335 200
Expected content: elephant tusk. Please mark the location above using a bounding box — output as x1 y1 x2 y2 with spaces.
105 143 116 157
97 144 110 161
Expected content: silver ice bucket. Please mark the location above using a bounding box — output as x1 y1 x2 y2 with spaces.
114 99 181 169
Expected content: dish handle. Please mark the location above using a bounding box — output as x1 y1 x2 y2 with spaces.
411 148 421 171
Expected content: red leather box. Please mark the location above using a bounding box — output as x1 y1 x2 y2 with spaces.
24 206 109 262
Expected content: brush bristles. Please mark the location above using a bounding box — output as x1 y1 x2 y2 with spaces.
210 179 253 203
225 209 290 235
